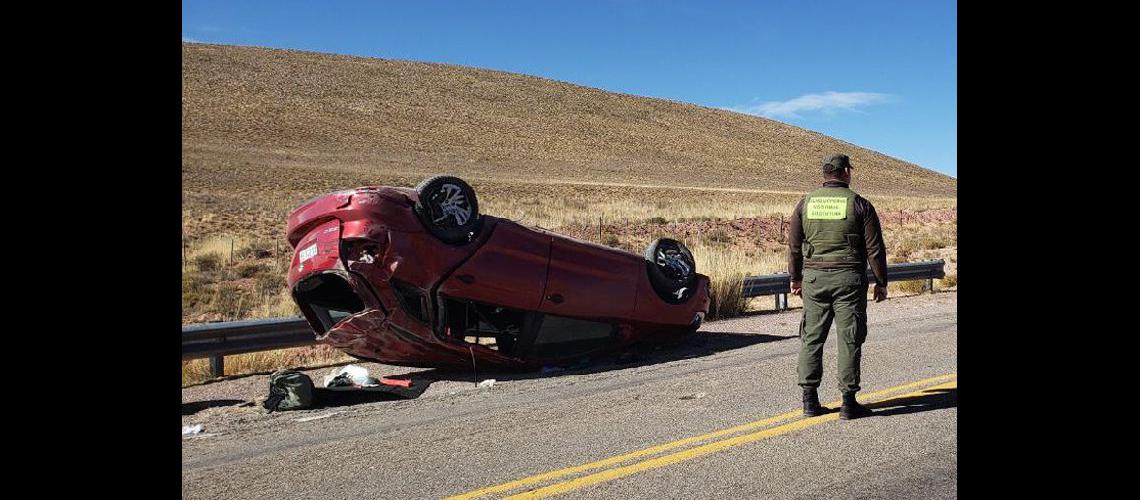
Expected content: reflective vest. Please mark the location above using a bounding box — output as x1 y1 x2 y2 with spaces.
802 186 863 266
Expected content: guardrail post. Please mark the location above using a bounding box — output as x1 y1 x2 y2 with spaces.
209 356 224 378
926 278 934 293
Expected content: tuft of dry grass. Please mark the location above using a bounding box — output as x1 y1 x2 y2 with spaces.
691 243 749 320
894 280 929 295
691 242 788 319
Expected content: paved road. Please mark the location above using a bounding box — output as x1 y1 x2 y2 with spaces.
182 292 956 499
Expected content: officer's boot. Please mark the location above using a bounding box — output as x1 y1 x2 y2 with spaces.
802 387 825 417
840 392 873 420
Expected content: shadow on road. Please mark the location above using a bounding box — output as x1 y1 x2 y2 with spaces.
183 385 435 415
183 331 793 412
869 387 957 417
182 399 248 415
290 331 793 409
307 383 433 409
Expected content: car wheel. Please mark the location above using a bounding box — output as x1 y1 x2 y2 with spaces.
687 313 704 334
414 175 482 244
644 238 697 304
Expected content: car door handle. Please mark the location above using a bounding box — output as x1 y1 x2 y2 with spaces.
456 274 475 284
545 293 564 304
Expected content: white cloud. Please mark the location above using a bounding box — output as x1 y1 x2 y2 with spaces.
182 35 200 43
725 91 893 119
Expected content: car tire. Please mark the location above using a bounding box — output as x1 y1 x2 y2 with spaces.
414 175 482 244
687 313 704 334
644 238 697 304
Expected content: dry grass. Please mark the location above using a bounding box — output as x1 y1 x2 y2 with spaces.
886 223 957 263
894 280 929 295
696 244 796 319
182 236 299 323
692 242 753 319
182 344 353 386
182 160 956 247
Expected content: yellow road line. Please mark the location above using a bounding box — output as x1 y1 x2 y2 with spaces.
504 379 958 499
443 373 955 500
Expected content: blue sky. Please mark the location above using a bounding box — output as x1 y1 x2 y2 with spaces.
183 1 957 177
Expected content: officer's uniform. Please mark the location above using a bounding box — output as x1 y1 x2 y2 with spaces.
788 154 887 413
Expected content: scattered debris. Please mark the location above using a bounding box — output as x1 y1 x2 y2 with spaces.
182 424 203 436
324 364 380 388
380 377 413 388
477 379 496 389
680 392 707 400
295 412 340 423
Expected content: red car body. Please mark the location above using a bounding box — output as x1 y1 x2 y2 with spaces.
286 185 710 370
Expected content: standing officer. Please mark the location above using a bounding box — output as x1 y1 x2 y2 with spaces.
788 153 888 420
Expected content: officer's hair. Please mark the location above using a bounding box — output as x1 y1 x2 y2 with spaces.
823 167 847 179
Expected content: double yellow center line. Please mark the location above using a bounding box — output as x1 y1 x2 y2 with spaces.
444 373 957 500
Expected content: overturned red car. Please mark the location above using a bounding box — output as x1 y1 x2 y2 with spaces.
286 176 710 369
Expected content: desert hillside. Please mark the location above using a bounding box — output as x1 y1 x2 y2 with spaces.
182 43 955 197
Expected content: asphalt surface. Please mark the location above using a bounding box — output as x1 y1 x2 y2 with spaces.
182 291 956 499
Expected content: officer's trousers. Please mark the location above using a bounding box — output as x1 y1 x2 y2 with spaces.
797 267 869 394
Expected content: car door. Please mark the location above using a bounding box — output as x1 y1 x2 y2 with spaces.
539 236 640 319
437 219 552 312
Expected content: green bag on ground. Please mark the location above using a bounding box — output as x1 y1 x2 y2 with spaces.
264 369 314 411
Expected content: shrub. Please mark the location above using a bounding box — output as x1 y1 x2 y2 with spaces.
701 229 732 245
194 253 222 272
895 280 927 295
239 240 275 259
255 272 285 295
237 262 265 278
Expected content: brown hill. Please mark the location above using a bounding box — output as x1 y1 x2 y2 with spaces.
182 43 955 197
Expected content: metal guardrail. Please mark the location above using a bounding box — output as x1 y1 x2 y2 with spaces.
183 259 945 377
745 259 945 310
182 316 314 376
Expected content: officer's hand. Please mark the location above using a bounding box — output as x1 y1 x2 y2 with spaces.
790 280 802 296
873 285 888 302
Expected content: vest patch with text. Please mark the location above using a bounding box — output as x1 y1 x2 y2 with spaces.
806 197 848 220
